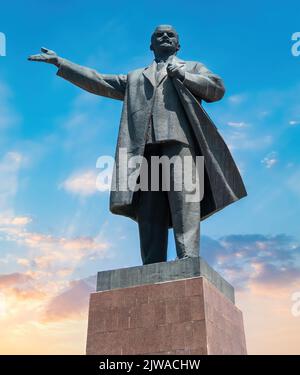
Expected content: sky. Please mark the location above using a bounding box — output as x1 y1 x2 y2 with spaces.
0 0 300 354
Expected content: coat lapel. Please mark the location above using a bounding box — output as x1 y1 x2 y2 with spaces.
142 60 157 87
142 56 186 88
158 56 186 86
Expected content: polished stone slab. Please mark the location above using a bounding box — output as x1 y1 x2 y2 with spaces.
97 256 234 303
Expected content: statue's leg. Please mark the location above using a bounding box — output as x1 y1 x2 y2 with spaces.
136 144 169 265
162 141 201 259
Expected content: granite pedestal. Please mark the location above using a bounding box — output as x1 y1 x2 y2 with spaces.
86 257 247 355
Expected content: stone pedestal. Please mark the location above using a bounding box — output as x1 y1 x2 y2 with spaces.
86 257 247 355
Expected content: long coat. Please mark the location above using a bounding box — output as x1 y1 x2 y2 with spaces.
57 56 247 224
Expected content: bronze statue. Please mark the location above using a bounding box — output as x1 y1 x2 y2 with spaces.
28 25 246 265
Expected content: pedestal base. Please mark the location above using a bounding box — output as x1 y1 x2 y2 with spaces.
86 258 247 355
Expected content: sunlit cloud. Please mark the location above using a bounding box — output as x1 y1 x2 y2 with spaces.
0 140 112 353
1 232 299 354
0 272 33 288
0 219 110 277
8 287 46 301
0 215 31 227
41 276 96 322
202 234 300 291
0 293 7 318
60 170 98 197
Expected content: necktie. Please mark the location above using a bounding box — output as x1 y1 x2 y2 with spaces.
156 61 165 83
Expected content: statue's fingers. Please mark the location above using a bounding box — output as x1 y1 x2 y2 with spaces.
28 54 41 61
168 66 179 73
41 47 49 53
41 46 55 55
28 54 45 61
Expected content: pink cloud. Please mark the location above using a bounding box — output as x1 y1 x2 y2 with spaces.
41 276 96 322
0 273 33 287
9 287 46 301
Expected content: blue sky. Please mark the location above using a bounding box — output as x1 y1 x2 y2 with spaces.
0 0 300 354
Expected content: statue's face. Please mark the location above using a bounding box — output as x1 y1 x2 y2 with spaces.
150 25 180 55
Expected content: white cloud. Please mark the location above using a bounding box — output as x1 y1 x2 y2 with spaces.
228 94 247 105
225 132 273 151
11 216 31 226
289 120 300 126
261 152 278 169
0 215 31 227
60 170 98 197
227 121 248 128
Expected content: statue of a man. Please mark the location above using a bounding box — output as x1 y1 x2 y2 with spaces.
28 25 247 265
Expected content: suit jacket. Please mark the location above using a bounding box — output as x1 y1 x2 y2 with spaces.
144 56 195 145
57 56 247 223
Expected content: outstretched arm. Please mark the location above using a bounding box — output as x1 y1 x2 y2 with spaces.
28 48 127 101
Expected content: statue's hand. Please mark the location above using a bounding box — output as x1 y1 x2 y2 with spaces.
28 47 61 67
167 63 185 81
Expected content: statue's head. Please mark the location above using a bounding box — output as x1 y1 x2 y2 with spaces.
150 25 180 56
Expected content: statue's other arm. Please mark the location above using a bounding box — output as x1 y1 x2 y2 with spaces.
57 59 127 101
182 63 225 103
